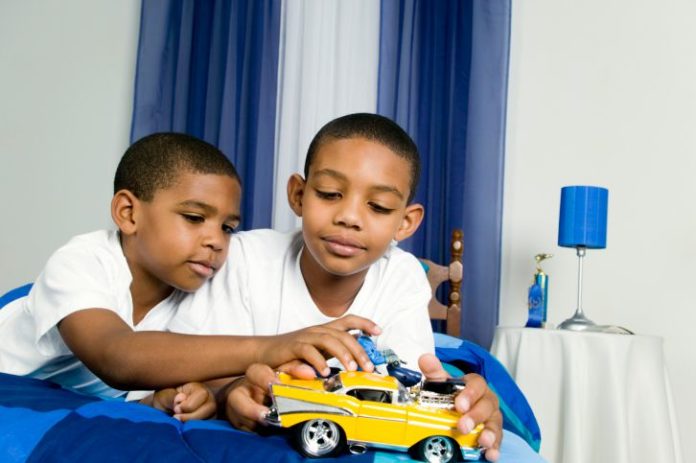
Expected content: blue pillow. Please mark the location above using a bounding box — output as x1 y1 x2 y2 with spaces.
434 333 541 452
0 283 32 309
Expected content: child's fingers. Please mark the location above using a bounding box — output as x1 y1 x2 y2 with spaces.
278 360 318 379
479 411 502 445
151 388 179 413
174 399 217 422
417 353 450 381
264 321 380 374
283 341 332 377
224 377 270 431
323 315 382 337
484 447 501 462
453 373 502 456
176 385 212 414
294 328 374 373
245 363 279 390
479 410 503 461
418 356 503 456
172 392 187 412
313 328 374 372
454 373 498 419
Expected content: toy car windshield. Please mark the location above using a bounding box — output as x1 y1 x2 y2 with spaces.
323 374 343 392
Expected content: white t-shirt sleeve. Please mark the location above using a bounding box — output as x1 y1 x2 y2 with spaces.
372 253 435 371
29 244 121 356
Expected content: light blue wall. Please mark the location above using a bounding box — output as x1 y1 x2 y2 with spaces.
0 0 141 289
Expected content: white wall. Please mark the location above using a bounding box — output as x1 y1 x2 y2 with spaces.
501 0 696 461
0 0 141 289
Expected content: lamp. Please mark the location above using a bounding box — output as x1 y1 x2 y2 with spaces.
557 186 608 331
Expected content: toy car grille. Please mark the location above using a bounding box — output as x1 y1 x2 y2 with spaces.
417 391 455 410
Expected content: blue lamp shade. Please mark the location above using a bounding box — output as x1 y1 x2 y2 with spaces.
558 186 608 249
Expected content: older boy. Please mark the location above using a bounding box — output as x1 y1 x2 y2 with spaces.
170 114 503 458
0 133 377 415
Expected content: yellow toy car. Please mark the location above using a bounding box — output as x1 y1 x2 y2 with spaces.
265 371 484 462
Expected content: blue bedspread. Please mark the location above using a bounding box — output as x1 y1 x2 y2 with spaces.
0 372 543 462
0 368 544 462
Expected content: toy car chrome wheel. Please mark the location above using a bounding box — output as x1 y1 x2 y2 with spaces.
416 435 458 463
295 419 345 458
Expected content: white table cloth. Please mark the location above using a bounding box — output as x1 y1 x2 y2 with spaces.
491 327 682 463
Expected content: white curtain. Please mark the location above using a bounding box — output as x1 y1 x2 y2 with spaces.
272 0 380 231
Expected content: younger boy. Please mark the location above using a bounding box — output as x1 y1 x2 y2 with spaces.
170 114 503 457
0 132 377 416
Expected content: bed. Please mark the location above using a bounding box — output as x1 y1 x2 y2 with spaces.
0 333 542 462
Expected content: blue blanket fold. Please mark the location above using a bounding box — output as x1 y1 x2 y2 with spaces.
434 335 541 452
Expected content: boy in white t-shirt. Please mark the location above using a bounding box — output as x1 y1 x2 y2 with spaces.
171 114 503 459
177 228 433 369
0 132 377 420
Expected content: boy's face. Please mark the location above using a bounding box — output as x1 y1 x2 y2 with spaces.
288 137 423 278
118 171 241 293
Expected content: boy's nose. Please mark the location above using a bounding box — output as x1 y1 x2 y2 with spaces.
203 227 226 252
334 198 362 229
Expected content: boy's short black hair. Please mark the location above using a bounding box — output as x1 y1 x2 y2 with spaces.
114 132 241 201
304 113 421 203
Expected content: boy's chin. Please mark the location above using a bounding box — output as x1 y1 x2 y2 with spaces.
318 259 372 278
304 247 374 279
170 278 208 293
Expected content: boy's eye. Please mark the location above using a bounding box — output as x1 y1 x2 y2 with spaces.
182 213 204 223
315 189 341 200
222 223 238 235
369 202 394 214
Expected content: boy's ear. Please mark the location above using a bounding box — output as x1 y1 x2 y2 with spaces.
287 174 306 218
394 203 425 242
111 190 140 235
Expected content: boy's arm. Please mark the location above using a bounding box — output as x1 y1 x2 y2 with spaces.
58 308 379 390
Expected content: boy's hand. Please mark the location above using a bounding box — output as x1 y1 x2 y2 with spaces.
418 354 502 462
220 362 314 431
257 315 381 376
220 364 275 431
149 382 216 422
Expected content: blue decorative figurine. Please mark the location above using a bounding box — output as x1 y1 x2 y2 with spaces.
526 253 552 328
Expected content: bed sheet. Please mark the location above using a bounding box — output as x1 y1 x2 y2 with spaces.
0 371 544 462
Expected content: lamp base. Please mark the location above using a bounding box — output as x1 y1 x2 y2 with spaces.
558 312 597 331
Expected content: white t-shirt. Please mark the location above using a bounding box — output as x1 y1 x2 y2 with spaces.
171 229 434 370
0 230 184 399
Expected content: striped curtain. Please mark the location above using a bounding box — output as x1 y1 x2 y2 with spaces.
130 0 511 347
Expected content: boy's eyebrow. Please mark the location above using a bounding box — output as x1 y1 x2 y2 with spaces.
314 168 405 199
178 200 241 222
313 168 348 181
371 185 405 200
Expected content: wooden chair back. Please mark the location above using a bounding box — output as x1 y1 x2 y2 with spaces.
419 229 463 338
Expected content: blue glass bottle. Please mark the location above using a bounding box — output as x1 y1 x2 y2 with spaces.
526 254 552 328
